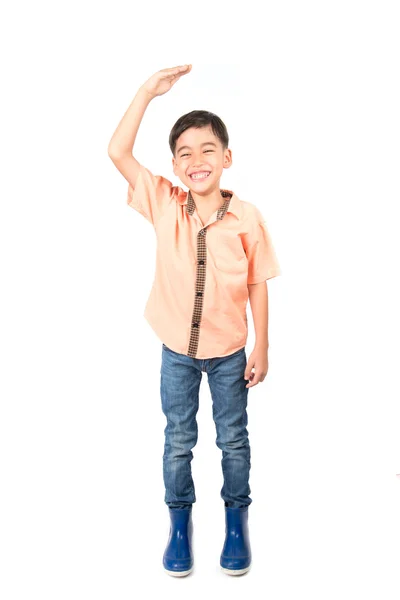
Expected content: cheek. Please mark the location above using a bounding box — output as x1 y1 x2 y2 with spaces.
175 164 185 175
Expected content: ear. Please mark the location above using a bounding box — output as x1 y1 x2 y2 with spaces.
223 148 233 169
172 156 177 175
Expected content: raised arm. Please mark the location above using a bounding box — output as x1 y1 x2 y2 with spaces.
107 65 192 190
107 87 152 188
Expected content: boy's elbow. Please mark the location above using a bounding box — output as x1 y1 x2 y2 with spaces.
108 145 122 160
108 141 131 159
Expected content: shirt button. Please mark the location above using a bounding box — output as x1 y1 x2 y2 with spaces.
196 291 203 297
198 260 205 265
192 322 199 328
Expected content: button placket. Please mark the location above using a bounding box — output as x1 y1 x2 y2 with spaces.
186 190 232 358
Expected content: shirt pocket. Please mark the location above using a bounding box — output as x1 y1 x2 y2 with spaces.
214 230 248 274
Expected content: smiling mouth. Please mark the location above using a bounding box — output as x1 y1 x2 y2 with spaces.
189 171 211 181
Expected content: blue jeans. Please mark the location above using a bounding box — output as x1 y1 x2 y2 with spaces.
160 343 252 509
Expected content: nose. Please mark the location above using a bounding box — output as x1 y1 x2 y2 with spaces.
191 155 206 168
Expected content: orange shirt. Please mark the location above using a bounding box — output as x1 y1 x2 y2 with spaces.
127 164 282 359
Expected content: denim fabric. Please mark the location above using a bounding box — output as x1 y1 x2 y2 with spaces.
160 343 252 509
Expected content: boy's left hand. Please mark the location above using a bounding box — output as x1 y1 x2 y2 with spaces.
244 347 269 388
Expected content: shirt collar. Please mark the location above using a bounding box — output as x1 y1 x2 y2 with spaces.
176 188 242 220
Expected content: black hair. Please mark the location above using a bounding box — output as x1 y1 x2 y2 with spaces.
169 110 229 157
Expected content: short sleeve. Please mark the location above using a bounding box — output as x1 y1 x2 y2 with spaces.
244 208 282 284
127 164 176 226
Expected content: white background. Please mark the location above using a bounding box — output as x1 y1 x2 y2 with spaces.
1 0 399 597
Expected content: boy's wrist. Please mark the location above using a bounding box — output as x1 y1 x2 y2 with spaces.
255 341 269 352
139 85 155 101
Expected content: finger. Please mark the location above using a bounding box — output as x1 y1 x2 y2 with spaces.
161 70 188 83
246 376 259 388
161 65 191 74
160 66 182 72
245 372 258 388
244 367 254 380
170 66 191 78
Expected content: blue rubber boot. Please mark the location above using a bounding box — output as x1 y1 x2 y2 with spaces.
220 505 252 575
163 506 194 577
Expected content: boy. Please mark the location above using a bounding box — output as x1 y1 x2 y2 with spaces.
108 64 281 577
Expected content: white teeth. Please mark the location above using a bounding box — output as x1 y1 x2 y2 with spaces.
190 172 210 180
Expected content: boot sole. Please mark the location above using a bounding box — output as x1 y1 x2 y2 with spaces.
164 566 193 577
221 565 251 575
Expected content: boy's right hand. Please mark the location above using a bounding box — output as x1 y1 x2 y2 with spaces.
142 65 192 99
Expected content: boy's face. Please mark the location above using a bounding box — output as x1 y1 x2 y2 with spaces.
172 125 232 193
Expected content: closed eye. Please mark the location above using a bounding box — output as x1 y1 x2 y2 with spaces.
181 150 214 157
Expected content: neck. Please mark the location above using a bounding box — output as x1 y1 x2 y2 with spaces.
188 186 225 207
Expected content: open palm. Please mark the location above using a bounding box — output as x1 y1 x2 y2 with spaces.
143 65 192 97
